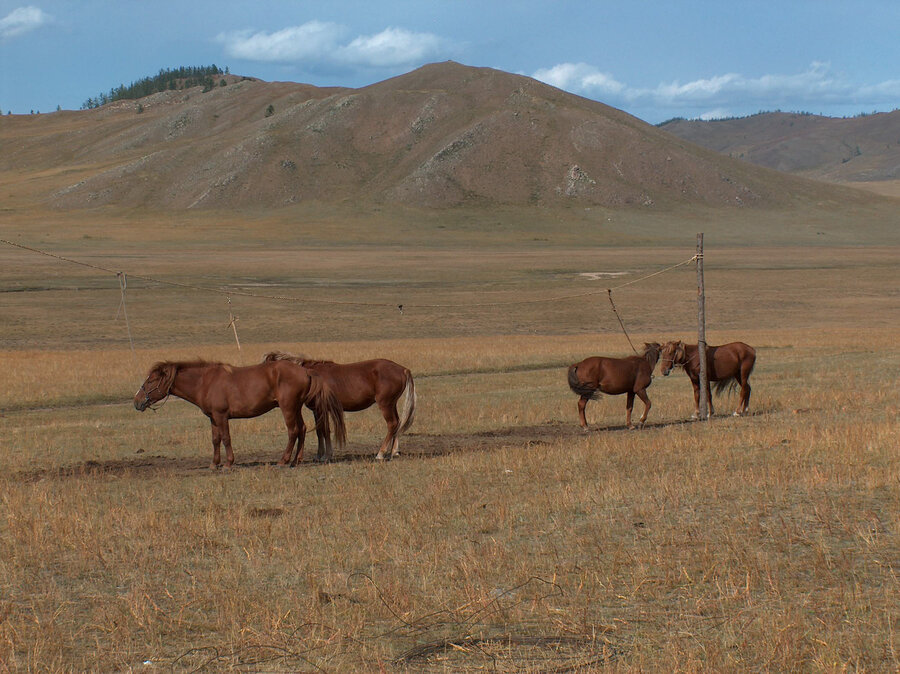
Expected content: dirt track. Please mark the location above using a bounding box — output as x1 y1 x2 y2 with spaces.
18 419 687 483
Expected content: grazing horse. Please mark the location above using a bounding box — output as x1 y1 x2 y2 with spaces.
134 359 346 468
658 340 756 418
567 343 661 430
264 352 416 461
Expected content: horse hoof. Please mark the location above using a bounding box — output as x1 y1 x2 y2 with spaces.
209 463 220 470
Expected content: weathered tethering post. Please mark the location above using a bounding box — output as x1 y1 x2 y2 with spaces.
697 233 709 420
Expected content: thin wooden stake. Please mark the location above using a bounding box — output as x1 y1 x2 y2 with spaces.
697 233 709 421
227 297 243 364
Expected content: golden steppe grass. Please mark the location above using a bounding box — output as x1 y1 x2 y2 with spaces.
1 205 899 670
1 326 898 671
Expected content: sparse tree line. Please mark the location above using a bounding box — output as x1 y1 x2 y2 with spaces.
81 65 228 110
657 108 900 126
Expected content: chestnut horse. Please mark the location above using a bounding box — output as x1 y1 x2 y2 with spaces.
567 343 661 429
134 359 346 468
264 352 416 461
658 340 756 418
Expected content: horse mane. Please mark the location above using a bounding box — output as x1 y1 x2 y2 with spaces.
263 351 333 366
642 342 661 368
147 359 213 395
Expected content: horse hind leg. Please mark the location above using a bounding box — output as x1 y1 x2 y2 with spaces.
310 408 332 462
375 402 400 461
577 395 590 430
737 374 752 416
277 406 304 466
625 392 635 429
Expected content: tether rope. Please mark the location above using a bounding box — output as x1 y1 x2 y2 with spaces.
0 238 697 310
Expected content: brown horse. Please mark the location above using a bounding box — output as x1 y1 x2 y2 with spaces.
567 343 661 429
658 340 756 418
134 359 346 468
264 352 416 461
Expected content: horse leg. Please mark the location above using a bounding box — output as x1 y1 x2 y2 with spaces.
636 389 651 427
625 391 635 429
690 379 701 420
292 417 307 467
706 379 715 417
577 395 590 430
737 362 753 415
375 402 400 461
310 408 328 462
209 419 222 469
212 414 234 468
277 406 303 466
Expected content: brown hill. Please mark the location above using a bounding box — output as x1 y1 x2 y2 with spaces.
659 111 900 186
0 62 872 211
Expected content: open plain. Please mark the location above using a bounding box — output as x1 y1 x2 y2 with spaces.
1 64 900 671
2 202 899 672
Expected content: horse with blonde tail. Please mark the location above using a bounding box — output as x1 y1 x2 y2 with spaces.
264 352 416 461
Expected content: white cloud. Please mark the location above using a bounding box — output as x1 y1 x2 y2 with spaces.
533 62 625 96
217 21 344 62
534 61 900 118
0 5 51 39
218 21 446 69
340 27 444 67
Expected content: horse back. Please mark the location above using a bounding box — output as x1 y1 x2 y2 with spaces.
570 355 651 395
306 358 408 410
197 362 286 417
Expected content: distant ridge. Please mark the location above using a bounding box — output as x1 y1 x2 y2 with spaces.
659 110 900 184
0 61 872 211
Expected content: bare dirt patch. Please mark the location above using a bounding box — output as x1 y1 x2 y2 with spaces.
17 418 692 482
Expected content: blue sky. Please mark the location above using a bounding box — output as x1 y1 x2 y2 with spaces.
1 1 898 123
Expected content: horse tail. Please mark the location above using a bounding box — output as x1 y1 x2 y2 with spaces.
398 370 417 435
306 373 347 449
713 377 738 397
568 364 600 400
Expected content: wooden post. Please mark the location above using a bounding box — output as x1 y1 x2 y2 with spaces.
697 233 709 420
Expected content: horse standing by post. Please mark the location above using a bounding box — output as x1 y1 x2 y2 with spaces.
263 352 416 461
658 340 756 418
567 343 661 430
134 359 346 468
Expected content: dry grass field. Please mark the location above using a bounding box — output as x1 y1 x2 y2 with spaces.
1 205 899 671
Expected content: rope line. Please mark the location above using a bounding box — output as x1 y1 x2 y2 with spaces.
606 290 638 354
1 238 697 310
115 271 136 357
226 297 243 364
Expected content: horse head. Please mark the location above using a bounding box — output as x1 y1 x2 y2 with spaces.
659 340 685 376
134 362 177 411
